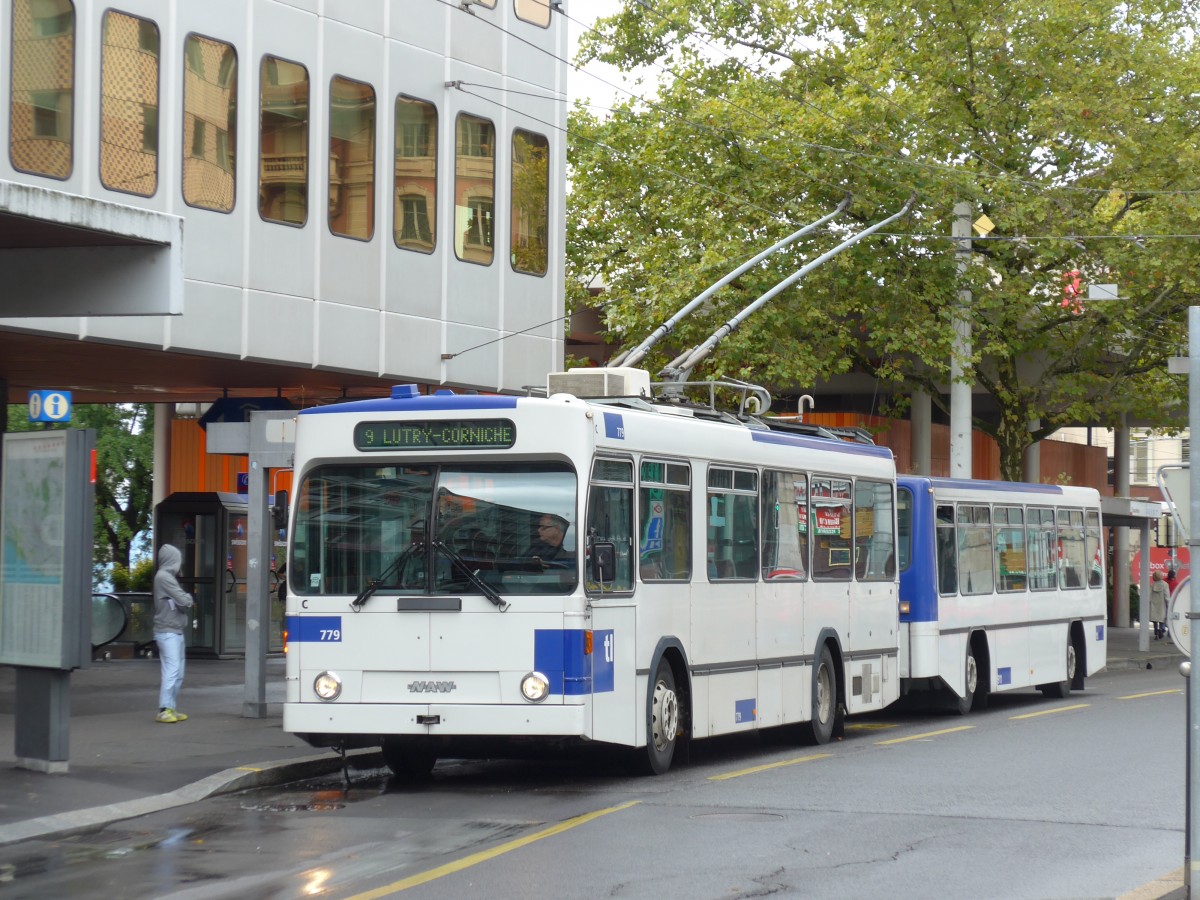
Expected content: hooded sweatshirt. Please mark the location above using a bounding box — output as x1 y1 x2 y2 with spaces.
153 544 194 634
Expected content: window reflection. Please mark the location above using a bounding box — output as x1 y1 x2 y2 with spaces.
455 114 495 264
259 55 309 226
394 96 437 253
329 76 376 240
100 10 159 196
182 34 237 212
511 129 548 275
10 0 75 179
515 0 551 27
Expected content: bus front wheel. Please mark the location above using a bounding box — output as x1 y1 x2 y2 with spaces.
805 645 837 745
953 646 983 715
638 660 680 775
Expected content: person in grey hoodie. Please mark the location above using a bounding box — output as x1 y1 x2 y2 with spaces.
153 544 195 723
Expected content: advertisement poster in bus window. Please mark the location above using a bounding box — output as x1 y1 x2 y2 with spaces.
642 495 664 554
814 503 843 536
793 479 808 535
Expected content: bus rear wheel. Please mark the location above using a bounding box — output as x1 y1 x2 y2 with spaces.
804 645 837 745
638 660 680 775
1041 637 1076 699
381 738 437 782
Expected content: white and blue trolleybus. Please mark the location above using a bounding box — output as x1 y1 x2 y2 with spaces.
896 476 1107 713
282 368 902 776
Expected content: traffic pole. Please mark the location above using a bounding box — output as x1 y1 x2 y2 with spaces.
1188 306 1200 895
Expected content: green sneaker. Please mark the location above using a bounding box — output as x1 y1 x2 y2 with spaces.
171 710 188 722
155 709 179 724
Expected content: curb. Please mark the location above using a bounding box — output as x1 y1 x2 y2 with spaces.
0 748 385 847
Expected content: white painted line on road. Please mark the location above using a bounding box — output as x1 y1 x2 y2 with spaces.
875 725 973 745
1009 703 1089 720
343 799 642 897
709 753 833 781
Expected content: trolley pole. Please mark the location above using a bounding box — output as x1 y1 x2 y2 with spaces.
950 202 973 479
1189 305 1200 895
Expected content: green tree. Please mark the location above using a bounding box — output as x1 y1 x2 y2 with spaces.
571 0 1200 478
6 403 154 584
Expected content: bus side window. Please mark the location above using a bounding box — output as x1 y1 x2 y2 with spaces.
586 458 634 592
936 504 957 594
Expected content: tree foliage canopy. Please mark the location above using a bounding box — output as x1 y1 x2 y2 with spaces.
569 0 1200 477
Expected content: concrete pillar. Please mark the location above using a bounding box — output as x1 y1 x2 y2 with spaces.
911 389 931 476
153 403 173 508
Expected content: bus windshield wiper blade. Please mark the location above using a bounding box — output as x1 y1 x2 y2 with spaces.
433 541 509 612
351 546 416 611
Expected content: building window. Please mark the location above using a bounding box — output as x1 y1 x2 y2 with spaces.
99 10 160 197
515 0 551 27
328 75 376 241
511 129 549 275
1132 439 1150 484
9 0 75 179
183 35 237 212
259 55 309 226
394 96 437 253
455 113 494 264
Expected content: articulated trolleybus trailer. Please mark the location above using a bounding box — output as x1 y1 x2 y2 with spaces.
897 476 1107 713
282 367 902 777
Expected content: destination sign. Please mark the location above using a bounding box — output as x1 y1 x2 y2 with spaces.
354 419 516 451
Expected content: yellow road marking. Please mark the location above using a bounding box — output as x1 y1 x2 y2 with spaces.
875 725 973 745
343 800 641 898
1117 689 1182 701
1010 703 1089 720
708 753 833 781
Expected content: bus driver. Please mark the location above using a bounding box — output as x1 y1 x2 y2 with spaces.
528 514 572 568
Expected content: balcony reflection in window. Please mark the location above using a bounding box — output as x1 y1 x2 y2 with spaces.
455 113 494 265
394 96 437 253
329 75 375 241
259 55 309 226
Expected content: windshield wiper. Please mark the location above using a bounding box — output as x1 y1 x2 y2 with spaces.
350 545 418 611
433 540 509 612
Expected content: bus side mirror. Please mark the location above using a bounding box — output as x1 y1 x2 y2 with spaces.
271 490 289 529
591 542 616 584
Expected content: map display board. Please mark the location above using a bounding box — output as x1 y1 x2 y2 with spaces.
0 430 94 669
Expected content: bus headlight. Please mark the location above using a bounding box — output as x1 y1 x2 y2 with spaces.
314 671 342 701
520 672 550 703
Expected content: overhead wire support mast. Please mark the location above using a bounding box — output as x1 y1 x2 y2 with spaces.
660 196 916 386
611 194 852 369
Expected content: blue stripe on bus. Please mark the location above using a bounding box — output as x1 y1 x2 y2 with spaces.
534 629 615 695
285 615 342 642
919 476 1066 495
750 430 894 459
997 667 1012 686
1095 623 1105 641
299 395 519 415
735 698 757 723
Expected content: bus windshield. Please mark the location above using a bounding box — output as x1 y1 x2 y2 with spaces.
291 462 577 598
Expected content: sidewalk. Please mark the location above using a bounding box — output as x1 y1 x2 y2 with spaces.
0 655 382 847
0 627 1186 850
